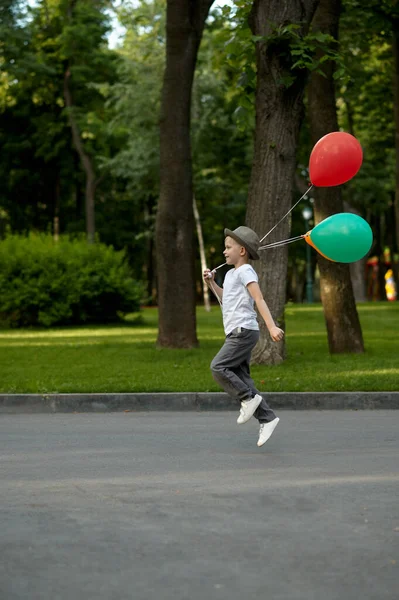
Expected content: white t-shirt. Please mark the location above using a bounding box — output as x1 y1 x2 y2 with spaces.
222 264 259 335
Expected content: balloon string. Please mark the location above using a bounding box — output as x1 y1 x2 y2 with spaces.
211 262 227 272
210 233 305 268
259 185 314 244
258 235 304 250
209 234 305 308
211 181 313 269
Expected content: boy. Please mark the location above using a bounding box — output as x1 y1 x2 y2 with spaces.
203 226 284 447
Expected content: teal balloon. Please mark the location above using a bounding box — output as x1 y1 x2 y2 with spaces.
309 213 373 263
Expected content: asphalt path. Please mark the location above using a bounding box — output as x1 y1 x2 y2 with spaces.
0 411 398 600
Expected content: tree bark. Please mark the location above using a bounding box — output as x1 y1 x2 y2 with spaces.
156 0 214 348
308 0 364 353
247 0 320 364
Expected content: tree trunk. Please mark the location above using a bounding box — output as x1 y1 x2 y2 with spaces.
63 0 96 244
349 259 367 303
156 0 214 348
247 0 320 364
308 0 364 353
63 67 96 244
193 195 211 311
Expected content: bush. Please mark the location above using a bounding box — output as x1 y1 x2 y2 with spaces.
0 234 143 327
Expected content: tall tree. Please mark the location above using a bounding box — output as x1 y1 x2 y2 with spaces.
155 0 214 348
308 0 364 353
61 0 113 243
246 0 320 364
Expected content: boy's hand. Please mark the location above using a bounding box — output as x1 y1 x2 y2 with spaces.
270 326 284 342
203 268 215 283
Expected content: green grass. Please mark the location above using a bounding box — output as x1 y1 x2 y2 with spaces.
0 303 398 393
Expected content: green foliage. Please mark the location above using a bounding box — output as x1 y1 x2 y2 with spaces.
99 0 164 194
192 7 253 259
89 0 166 274
0 234 143 327
336 0 396 228
258 23 346 83
215 0 255 130
0 0 120 235
217 1 347 130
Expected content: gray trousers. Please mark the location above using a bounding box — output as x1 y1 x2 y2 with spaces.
210 328 276 424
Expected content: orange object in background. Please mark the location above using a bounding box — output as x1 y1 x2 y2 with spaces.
385 269 397 301
366 248 398 301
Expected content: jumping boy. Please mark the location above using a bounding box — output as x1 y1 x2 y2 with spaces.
203 226 284 447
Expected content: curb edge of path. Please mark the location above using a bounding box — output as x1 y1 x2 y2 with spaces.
0 392 398 413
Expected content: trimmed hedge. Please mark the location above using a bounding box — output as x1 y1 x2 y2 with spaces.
0 234 143 327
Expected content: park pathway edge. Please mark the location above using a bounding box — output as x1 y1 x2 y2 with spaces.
0 392 398 413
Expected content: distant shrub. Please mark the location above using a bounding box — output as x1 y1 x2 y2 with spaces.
0 234 143 327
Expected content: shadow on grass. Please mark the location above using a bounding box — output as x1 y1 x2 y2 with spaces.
0 310 154 334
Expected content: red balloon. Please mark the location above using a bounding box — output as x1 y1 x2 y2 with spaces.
309 132 363 187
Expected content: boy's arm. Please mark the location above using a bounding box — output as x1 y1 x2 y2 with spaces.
247 281 284 342
203 269 223 301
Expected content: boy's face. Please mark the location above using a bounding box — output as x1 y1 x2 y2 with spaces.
223 236 247 265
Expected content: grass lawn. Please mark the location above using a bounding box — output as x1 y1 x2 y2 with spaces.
0 303 398 394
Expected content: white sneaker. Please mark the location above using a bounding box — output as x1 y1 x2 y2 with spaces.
257 417 280 447
237 394 263 425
